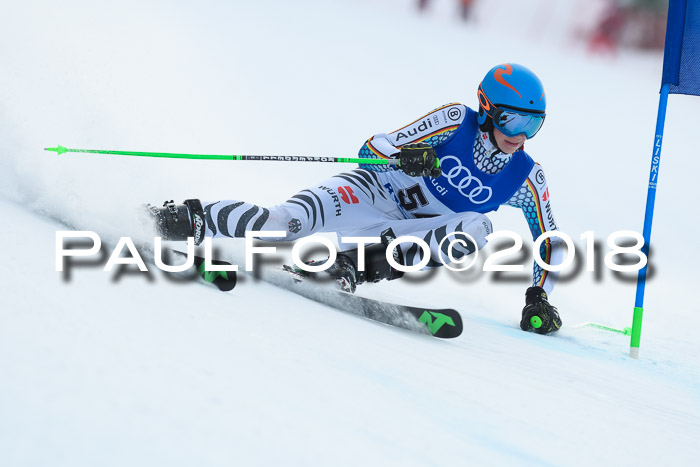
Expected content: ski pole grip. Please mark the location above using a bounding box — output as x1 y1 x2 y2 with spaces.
530 316 543 329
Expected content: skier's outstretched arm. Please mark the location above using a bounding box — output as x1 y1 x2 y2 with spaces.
505 163 563 334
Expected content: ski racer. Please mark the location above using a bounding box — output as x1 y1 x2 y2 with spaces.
148 63 564 335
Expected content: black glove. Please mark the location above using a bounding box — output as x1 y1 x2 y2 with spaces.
398 143 441 178
520 286 562 335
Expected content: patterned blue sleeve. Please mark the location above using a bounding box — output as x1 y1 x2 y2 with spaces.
358 137 395 173
505 164 562 295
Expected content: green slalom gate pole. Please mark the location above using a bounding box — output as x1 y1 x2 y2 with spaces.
44 145 401 166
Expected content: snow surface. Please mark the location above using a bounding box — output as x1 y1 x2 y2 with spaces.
1 0 699 465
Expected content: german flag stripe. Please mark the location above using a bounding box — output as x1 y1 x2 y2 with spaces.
524 178 552 287
537 241 552 287
366 139 390 159
396 125 460 148
390 103 459 133
526 179 546 232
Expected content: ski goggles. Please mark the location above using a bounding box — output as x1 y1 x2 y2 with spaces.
490 106 545 139
479 87 546 139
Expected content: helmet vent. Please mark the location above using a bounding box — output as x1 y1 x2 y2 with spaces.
529 100 534 104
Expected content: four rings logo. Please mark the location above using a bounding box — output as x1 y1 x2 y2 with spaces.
447 107 462 121
439 155 492 204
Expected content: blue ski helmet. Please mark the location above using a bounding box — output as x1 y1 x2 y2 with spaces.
477 63 546 139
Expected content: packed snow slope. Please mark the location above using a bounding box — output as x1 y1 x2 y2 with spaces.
1 0 699 466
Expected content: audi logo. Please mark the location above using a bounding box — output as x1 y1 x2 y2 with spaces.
440 155 493 204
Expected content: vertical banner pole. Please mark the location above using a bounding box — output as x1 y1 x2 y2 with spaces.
631 83 670 359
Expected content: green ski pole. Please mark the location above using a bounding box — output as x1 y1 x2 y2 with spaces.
44 145 401 166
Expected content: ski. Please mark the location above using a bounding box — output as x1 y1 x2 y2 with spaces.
274 277 463 339
49 207 457 337
181 253 461 338
189 254 237 291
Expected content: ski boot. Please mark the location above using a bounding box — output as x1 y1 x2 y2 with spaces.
287 228 405 293
145 199 206 245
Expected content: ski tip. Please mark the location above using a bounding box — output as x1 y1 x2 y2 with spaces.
417 309 463 338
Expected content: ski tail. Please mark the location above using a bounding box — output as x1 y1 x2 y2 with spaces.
192 255 237 292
